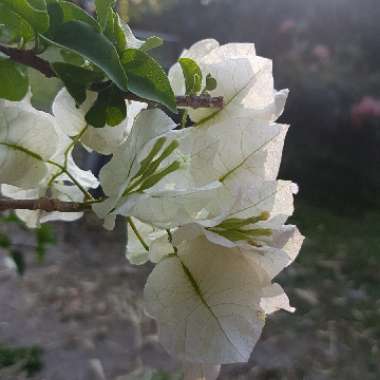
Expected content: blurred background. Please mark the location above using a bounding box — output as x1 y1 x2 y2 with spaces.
1 0 379 379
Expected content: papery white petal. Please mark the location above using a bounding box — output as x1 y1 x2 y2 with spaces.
52 88 146 154
0 103 59 188
171 41 281 123
260 283 295 314
65 155 99 189
52 89 94 136
226 180 298 224
127 182 231 229
80 101 147 155
243 226 304 280
145 231 267 364
169 39 220 95
123 24 144 49
99 108 177 198
126 217 171 265
207 119 287 184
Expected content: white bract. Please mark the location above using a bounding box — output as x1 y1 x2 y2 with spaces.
1 97 98 227
93 109 230 230
52 88 147 155
0 35 304 380
0 101 59 188
127 41 302 378
169 40 288 187
144 223 302 365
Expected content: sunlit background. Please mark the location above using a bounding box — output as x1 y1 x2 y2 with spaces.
1 1 379 379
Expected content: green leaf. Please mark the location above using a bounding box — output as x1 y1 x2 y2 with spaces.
45 1 63 37
52 62 104 105
205 73 217 92
28 67 62 111
0 233 11 248
60 49 85 66
85 85 127 128
29 0 47 10
36 224 56 263
95 0 115 31
112 13 127 52
0 59 29 101
0 0 49 33
0 4 35 44
0 213 24 224
43 20 128 91
57 0 98 29
121 49 177 113
0 344 43 375
104 10 126 53
10 250 26 276
140 36 163 53
179 57 203 95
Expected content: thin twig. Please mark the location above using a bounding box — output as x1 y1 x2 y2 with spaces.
176 95 223 109
0 44 224 109
0 45 56 77
0 198 91 212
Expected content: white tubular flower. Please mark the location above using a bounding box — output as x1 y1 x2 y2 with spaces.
0 101 59 188
52 88 147 155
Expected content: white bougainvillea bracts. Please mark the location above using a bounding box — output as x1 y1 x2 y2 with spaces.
0 23 303 378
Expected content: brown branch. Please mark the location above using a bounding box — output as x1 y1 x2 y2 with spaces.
0 45 224 109
0 45 56 78
175 95 224 109
0 198 91 213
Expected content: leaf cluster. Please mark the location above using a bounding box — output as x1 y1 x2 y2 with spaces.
0 0 175 126
0 214 56 274
0 343 43 376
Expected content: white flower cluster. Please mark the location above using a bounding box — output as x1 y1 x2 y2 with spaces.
124 40 304 378
0 91 144 227
0 40 303 380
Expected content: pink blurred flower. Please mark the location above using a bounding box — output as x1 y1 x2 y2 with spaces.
312 44 331 63
278 19 297 34
351 96 380 127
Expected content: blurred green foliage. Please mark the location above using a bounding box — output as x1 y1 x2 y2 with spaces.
0 344 43 376
0 213 56 274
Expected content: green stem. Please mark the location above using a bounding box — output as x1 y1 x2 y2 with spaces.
48 125 91 197
180 109 189 129
127 217 149 251
47 160 94 201
63 125 89 168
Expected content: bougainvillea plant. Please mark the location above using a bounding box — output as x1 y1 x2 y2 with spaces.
0 1 304 379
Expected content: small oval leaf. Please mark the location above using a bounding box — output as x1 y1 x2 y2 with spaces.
122 48 176 113
44 20 128 92
0 59 29 101
52 62 104 105
0 0 49 33
179 57 203 95
0 4 35 44
58 0 99 29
